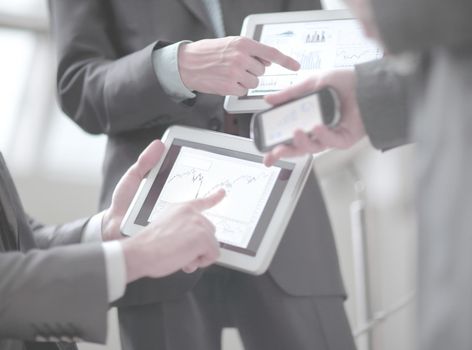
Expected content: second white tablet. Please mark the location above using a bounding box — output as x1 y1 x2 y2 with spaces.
224 9 383 113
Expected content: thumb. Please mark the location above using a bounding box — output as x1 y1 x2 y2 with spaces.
191 189 226 212
110 140 165 213
128 140 166 182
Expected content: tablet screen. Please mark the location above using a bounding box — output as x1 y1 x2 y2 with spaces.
134 139 294 256
243 18 382 98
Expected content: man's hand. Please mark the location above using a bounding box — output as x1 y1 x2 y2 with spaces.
178 36 300 96
101 140 166 241
100 139 226 282
263 68 366 166
122 189 225 282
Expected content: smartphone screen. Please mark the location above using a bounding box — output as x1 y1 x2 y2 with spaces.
260 93 322 147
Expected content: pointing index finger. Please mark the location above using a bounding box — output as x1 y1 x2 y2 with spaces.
191 189 226 212
249 41 300 71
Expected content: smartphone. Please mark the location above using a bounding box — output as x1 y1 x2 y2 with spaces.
251 88 340 152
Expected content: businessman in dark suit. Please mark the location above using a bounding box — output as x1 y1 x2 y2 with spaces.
49 1 355 349
0 141 224 350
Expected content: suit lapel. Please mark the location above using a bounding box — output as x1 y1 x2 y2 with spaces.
180 0 215 35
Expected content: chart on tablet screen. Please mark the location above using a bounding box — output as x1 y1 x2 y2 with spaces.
149 147 281 248
248 18 382 96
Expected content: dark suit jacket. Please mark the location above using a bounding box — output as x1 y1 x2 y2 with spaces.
49 0 346 304
0 154 108 349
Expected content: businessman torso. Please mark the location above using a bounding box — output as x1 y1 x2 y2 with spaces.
51 0 346 302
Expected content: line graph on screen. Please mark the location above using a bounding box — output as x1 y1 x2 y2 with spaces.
149 147 281 247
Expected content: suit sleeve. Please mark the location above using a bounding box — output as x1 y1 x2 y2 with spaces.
48 0 191 135
370 0 472 54
27 216 89 249
355 58 413 150
0 244 109 343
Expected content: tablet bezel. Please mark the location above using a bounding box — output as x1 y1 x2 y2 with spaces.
224 9 356 114
121 126 313 275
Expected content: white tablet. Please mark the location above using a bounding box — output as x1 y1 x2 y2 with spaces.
121 126 312 275
224 9 383 113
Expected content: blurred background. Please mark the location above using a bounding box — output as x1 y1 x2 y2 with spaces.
0 0 416 349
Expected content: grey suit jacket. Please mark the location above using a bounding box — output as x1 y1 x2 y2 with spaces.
0 154 109 350
355 1 472 349
49 0 346 302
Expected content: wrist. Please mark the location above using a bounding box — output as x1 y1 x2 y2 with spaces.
178 42 197 92
153 40 196 101
121 237 147 283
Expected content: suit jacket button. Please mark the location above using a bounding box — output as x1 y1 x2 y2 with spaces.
208 118 221 131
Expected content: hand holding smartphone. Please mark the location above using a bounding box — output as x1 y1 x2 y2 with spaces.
251 88 340 152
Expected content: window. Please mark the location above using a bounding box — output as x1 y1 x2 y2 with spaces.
0 2 106 184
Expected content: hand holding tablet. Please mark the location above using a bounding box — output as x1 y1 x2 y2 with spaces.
121 126 312 274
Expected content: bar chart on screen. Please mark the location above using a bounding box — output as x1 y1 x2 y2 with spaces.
246 19 382 97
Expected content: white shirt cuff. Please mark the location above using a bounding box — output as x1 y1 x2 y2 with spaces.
82 212 105 243
102 241 127 303
82 212 127 302
152 40 196 102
